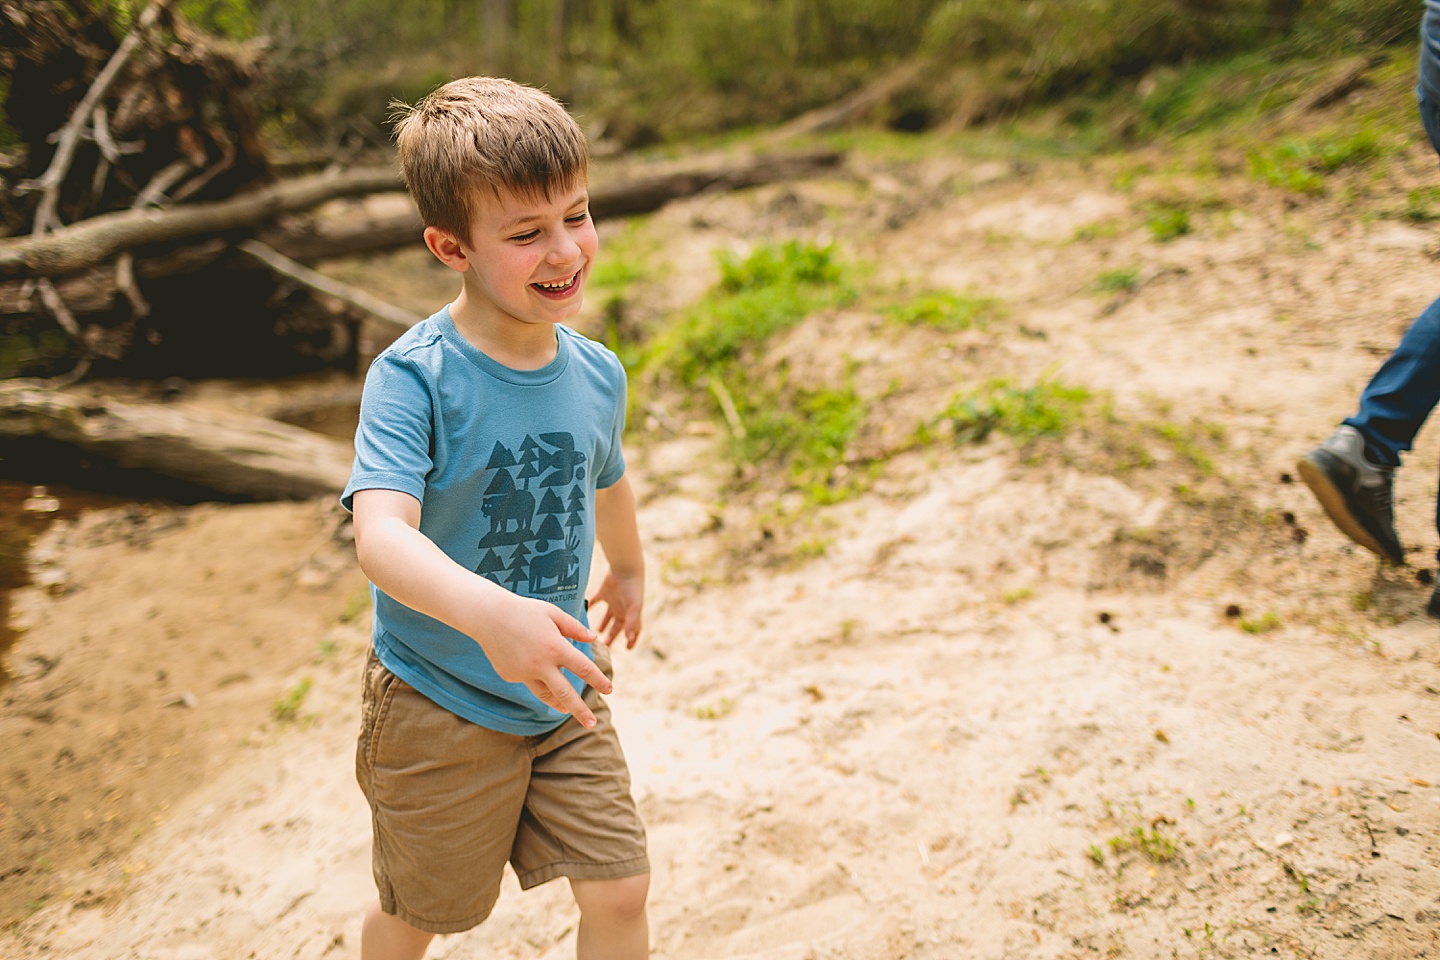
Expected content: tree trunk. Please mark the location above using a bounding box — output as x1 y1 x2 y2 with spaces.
0 381 353 500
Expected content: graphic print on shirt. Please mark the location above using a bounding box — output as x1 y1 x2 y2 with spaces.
475 433 588 596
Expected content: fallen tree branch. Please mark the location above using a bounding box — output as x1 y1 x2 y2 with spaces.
237 239 416 334
261 148 847 262
0 165 403 279
0 380 353 499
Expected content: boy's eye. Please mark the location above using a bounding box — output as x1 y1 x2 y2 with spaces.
566 211 590 224
510 230 540 242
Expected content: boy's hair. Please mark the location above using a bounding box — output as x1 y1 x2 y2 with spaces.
392 77 589 241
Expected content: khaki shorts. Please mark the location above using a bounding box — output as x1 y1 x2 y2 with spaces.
355 645 649 934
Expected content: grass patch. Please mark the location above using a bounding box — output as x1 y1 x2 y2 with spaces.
1248 127 1390 195
1145 203 1193 241
1150 419 1225 475
918 377 1092 446
637 240 868 505
272 677 313 723
1239 611 1281 634
884 290 1003 331
1092 268 1141 293
642 240 852 386
1108 826 1179 863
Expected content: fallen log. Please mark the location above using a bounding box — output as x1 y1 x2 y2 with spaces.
0 166 402 280
0 149 843 282
0 381 353 500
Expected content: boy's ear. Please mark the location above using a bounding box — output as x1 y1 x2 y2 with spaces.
424 226 471 274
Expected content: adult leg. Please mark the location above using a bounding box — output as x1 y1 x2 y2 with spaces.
1343 294 1440 468
1298 66 1440 567
570 874 650 960
362 900 436 960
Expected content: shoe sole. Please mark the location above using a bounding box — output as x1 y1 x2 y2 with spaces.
1296 456 1404 564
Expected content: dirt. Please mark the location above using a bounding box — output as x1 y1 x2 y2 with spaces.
4 126 1440 959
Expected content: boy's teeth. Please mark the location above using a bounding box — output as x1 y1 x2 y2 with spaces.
536 274 574 290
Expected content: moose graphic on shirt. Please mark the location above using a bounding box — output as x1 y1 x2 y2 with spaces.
475 433 588 595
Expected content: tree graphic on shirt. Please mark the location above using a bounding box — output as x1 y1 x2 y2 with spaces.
474 433 590 596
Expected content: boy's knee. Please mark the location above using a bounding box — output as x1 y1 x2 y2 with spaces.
573 872 649 923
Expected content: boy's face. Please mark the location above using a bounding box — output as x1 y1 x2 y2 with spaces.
430 180 598 331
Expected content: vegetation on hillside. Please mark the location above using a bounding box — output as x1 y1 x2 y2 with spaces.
5 0 1416 154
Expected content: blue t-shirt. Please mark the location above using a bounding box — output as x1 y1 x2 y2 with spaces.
341 307 627 735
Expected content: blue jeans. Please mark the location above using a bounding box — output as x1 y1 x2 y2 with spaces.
1342 30 1440 553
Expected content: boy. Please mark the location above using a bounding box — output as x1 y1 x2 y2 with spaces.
341 77 649 960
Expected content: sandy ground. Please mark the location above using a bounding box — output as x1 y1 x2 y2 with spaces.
4 129 1440 959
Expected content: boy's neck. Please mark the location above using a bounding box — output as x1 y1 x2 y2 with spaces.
448 291 560 370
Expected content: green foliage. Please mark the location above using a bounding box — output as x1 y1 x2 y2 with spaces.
1092 268 1140 293
884 290 1001 330
178 0 257 38
1239 611 1280 634
646 241 852 386
735 382 868 501
1145 204 1192 242
272 677 312 722
231 0 1417 146
638 241 865 503
1108 826 1178 863
1248 128 1389 195
922 378 1091 446
1394 187 1440 223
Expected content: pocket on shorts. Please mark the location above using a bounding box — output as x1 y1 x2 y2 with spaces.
592 639 615 683
356 649 404 784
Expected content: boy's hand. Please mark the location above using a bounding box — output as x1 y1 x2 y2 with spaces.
471 593 611 728
587 570 644 649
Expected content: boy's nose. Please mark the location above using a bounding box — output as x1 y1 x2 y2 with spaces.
546 235 581 264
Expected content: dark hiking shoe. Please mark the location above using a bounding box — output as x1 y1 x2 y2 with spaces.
1297 425 1405 565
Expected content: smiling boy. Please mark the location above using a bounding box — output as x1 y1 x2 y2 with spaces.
341 77 649 960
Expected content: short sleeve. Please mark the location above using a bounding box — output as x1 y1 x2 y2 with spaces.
341 353 436 511
593 361 627 489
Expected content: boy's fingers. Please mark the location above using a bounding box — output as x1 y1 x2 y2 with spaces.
554 681 597 728
530 676 597 728
551 608 597 645
561 644 613 696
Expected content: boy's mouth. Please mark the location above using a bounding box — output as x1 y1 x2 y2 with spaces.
531 270 581 296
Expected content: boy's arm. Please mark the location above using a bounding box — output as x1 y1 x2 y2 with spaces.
588 473 645 649
351 488 612 727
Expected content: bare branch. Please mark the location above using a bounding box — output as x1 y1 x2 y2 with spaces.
115 253 150 318
36 278 80 336
237 239 416 335
134 159 196 208
23 0 175 234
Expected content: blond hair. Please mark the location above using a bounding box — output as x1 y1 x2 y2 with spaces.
392 77 589 240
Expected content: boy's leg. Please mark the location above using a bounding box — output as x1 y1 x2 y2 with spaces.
511 652 650 957
570 874 650 960
356 651 533 941
362 899 435 960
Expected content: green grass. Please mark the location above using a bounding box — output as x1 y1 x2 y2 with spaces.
1239 611 1281 634
1092 268 1141 293
1108 826 1179 863
636 240 869 505
1145 204 1193 241
272 677 313 722
641 240 853 387
884 291 1003 331
1248 127 1390 195
919 378 1092 446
